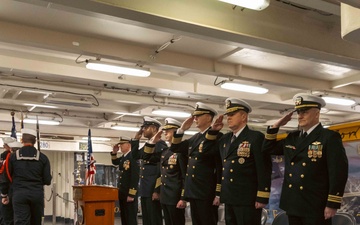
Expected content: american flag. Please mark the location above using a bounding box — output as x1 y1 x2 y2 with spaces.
85 128 96 185
87 128 93 170
10 112 17 139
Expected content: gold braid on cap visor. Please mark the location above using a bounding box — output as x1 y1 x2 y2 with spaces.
226 106 245 114
193 110 211 116
295 104 319 109
163 125 179 130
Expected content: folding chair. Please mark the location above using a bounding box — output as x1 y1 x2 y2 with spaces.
271 211 289 225
332 212 356 225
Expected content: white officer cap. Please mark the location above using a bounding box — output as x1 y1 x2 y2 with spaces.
142 116 162 128
21 128 37 137
8 141 22 148
293 93 326 110
193 102 218 117
163 118 182 130
2 137 16 145
225 97 252 114
118 136 131 144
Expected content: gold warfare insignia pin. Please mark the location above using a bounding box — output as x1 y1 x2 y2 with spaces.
239 158 245 164
123 160 130 170
199 141 204 153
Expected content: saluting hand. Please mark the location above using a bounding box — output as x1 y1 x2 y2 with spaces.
272 111 294 128
211 115 224 131
180 116 195 131
134 127 143 140
112 144 120 154
149 129 163 144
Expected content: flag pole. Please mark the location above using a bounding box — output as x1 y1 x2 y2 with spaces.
36 115 40 151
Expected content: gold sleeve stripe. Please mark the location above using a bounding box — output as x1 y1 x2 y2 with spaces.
328 195 342 203
257 191 270 198
265 133 277 140
216 184 221 192
111 155 118 160
155 177 161 188
144 146 155 154
129 188 137 195
181 189 184 196
206 133 217 141
172 136 183 144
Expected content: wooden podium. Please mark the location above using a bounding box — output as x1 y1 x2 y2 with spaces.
73 186 118 225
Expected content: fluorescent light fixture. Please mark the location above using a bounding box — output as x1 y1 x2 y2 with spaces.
23 119 60 125
322 97 355 106
110 125 140 132
114 112 142 116
24 103 58 109
86 59 151 77
152 109 191 118
320 63 351 76
82 137 111 141
219 0 270 10
220 82 268 94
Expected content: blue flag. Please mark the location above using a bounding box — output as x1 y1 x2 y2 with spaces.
87 129 93 170
11 114 17 139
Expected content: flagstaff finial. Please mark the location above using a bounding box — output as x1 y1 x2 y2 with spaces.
11 111 15 117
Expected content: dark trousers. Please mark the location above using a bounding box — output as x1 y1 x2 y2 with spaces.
2 197 14 225
161 203 185 225
119 197 138 225
225 204 261 225
141 197 163 225
288 215 332 225
189 198 218 225
12 190 43 225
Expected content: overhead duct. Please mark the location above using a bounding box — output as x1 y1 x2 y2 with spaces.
341 3 360 45
44 97 93 108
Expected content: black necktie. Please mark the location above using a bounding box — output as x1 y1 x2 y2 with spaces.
301 131 308 139
231 134 236 143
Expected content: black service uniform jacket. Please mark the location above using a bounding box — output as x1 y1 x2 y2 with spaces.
262 123 348 217
207 126 271 206
170 130 222 200
1 146 52 194
143 143 187 205
111 151 139 199
131 139 167 197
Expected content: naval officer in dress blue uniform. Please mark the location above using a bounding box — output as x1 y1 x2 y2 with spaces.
111 137 139 225
206 98 272 225
131 117 167 225
170 102 222 225
143 118 187 225
262 93 348 225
